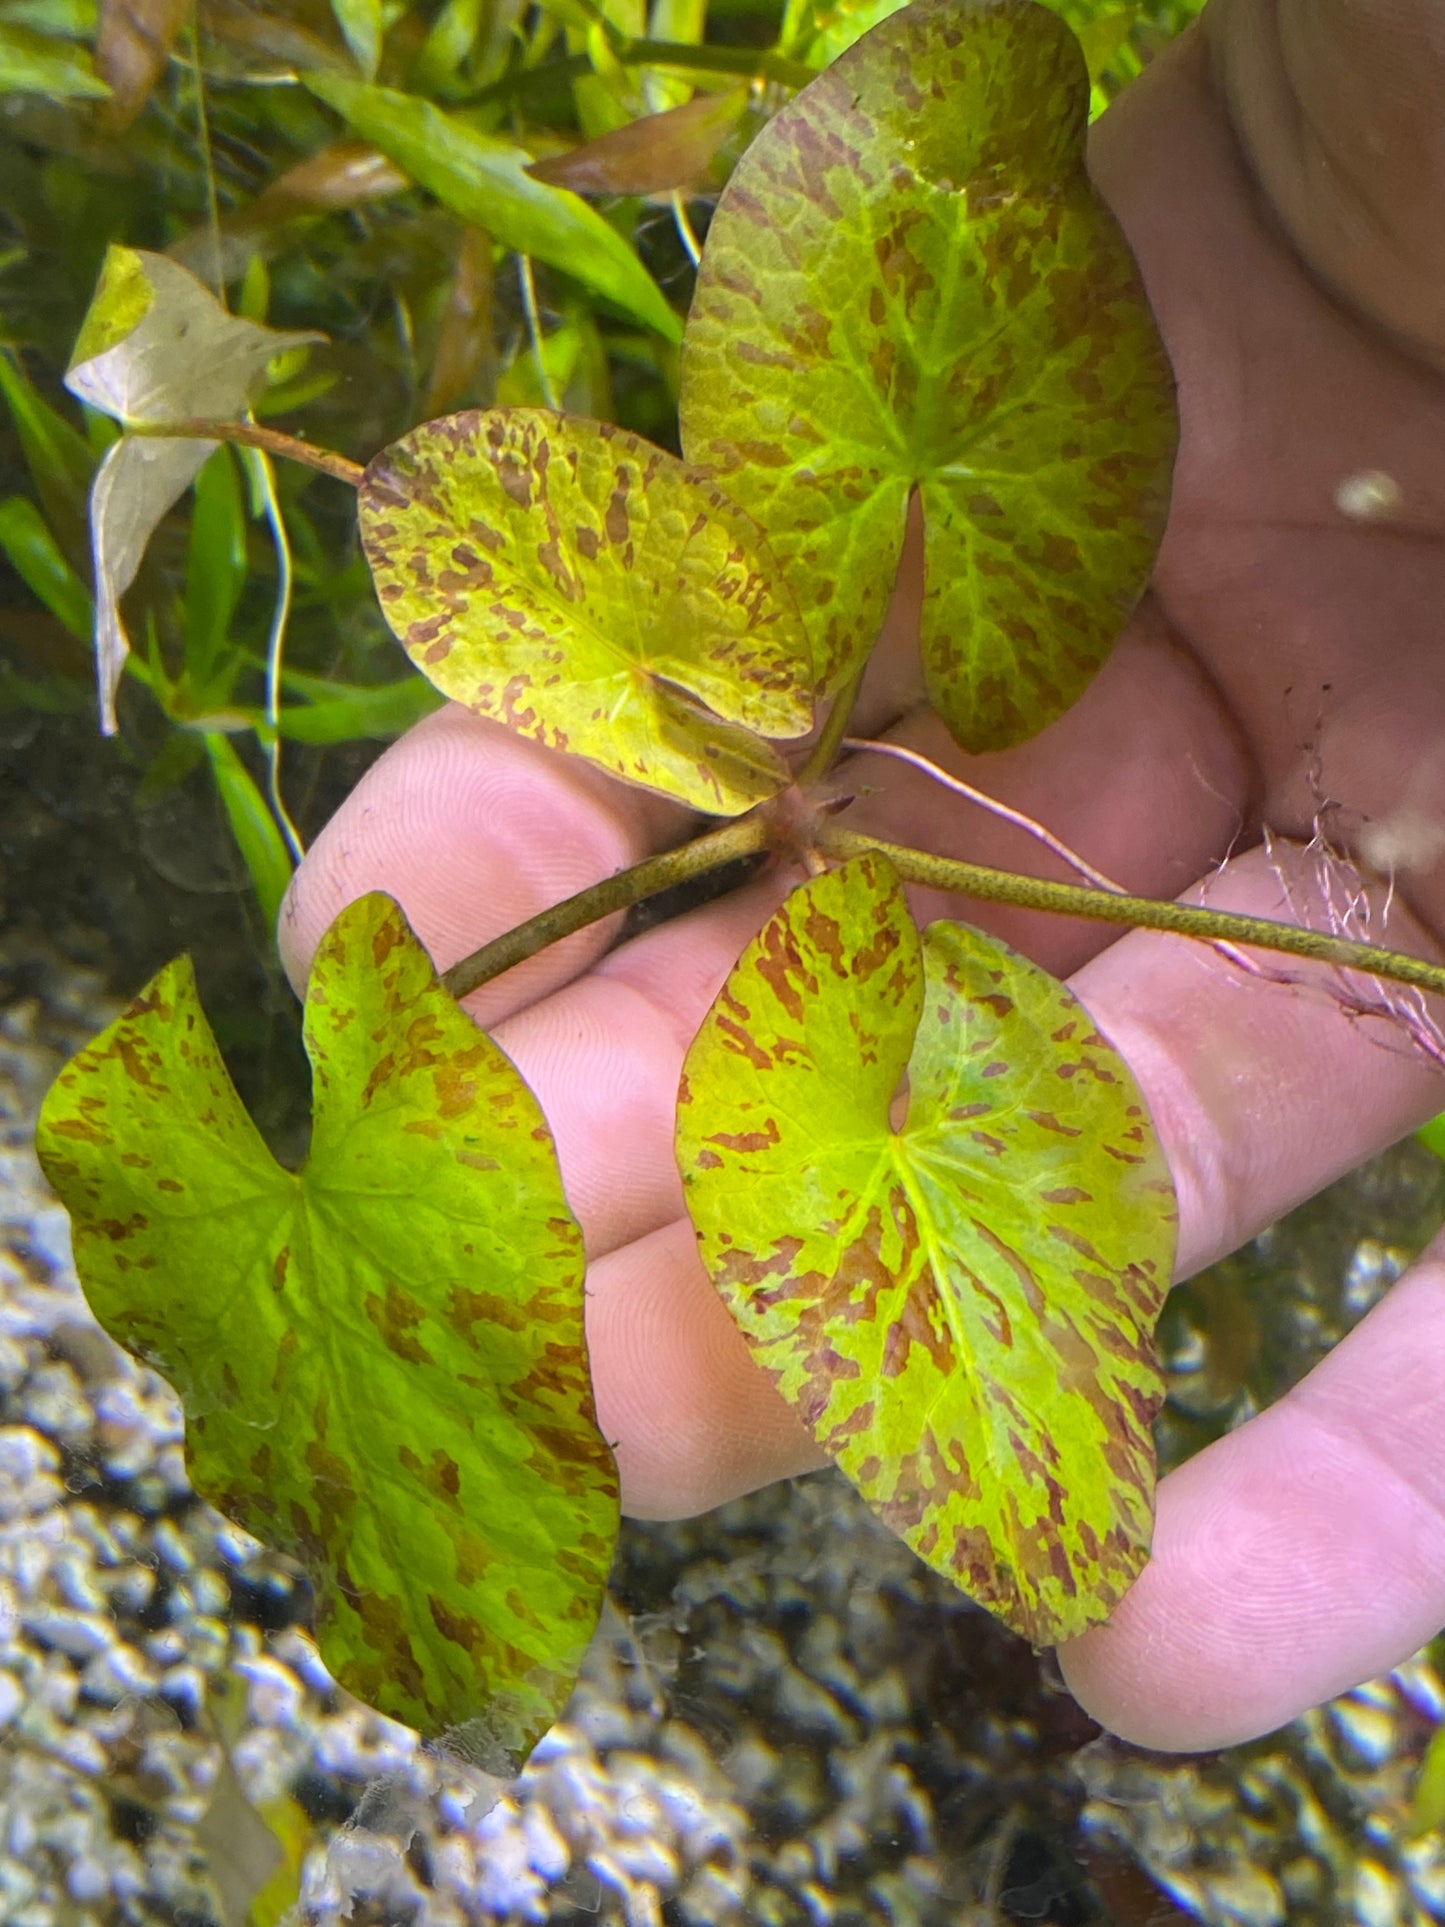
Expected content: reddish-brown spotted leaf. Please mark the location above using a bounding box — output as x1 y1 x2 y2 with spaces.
676 855 1175 1642
360 408 814 814
679 0 1176 749
38 894 618 1757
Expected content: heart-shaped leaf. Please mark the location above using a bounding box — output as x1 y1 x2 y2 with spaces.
678 0 1176 751
360 408 814 814
676 854 1174 1641
38 893 618 1759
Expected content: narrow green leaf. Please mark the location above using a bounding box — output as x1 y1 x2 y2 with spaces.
0 16 108 92
679 0 1176 748
0 350 96 535
276 673 443 744
0 495 93 640
360 407 812 813
186 447 248 686
676 854 1175 1642
0 0 97 36
796 0 904 67
37 892 619 1754
412 0 483 89
203 733 294 928
301 73 682 343
1410 1720 1445 1838
332 0 383 77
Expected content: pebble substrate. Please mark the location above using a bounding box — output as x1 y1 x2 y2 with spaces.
5 925 1445 1927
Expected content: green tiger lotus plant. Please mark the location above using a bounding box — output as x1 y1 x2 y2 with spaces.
36 0 1445 1768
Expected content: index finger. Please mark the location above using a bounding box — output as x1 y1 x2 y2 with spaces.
278 702 690 1030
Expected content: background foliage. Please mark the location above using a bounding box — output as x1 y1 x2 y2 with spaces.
0 0 1204 1136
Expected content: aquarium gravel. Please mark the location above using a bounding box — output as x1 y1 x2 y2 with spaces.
5 924 1445 1927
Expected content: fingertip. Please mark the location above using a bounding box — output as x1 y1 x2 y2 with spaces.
1060 1246 1445 1749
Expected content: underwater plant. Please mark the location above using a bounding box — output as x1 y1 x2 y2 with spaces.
33 0 1445 1777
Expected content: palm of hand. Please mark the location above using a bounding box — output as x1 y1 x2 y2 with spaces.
281 16 1445 1750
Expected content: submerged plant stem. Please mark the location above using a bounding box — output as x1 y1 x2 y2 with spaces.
817 826 1445 1001
798 661 867 789
133 419 365 488
443 814 772 1000
243 444 305 865
517 255 558 411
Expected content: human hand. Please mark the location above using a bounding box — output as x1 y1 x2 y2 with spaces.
279 0 1445 1752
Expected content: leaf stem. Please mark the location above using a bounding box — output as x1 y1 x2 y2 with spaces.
798 661 866 789
817 826 1445 1000
242 444 306 866
671 192 704 269
442 814 773 1001
517 254 558 411
131 419 365 488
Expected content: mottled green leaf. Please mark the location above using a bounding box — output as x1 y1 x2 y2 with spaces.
1410 1716 1445 1838
64 247 321 730
302 73 682 344
679 0 1176 749
676 854 1174 1641
37 893 618 1755
360 407 813 814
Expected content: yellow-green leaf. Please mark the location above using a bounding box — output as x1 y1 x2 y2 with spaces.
37 894 619 1756
360 408 813 813
676 854 1175 1641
